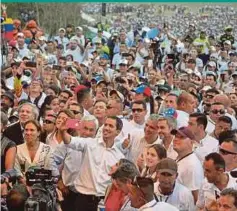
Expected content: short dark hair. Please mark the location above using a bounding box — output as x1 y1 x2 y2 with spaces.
76 88 90 104
60 89 73 98
220 188 237 208
190 112 208 130
218 116 232 127
58 56 67 62
206 88 219 95
107 116 123 131
205 152 225 171
219 130 237 145
206 74 217 81
131 100 147 110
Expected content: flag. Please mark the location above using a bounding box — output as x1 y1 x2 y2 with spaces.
3 18 14 41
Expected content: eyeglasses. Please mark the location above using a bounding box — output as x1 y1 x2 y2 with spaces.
71 110 81 115
132 108 144 113
219 148 237 155
43 119 54 124
211 109 225 115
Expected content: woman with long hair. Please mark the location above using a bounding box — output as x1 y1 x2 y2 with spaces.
46 109 75 150
14 120 52 181
140 144 167 182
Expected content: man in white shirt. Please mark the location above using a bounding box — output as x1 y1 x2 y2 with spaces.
71 26 85 47
64 38 84 63
171 127 204 203
60 116 125 211
155 158 195 211
48 115 99 211
219 131 237 173
15 33 31 59
128 176 178 211
130 100 147 130
206 102 226 134
157 116 178 160
123 114 161 170
176 92 195 128
211 116 232 140
54 28 69 50
188 113 219 163
197 152 237 211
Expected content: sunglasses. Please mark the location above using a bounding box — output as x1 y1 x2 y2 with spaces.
211 109 225 115
43 119 54 124
219 148 237 155
71 110 81 115
132 108 144 113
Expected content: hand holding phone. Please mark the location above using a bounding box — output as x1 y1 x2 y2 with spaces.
66 119 81 130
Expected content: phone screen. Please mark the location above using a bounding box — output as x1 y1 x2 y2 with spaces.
66 119 81 130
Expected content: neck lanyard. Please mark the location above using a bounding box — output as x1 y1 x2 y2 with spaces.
176 152 193 163
156 183 175 203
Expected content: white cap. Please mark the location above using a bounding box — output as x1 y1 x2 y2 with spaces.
224 40 231 45
38 36 46 41
76 26 83 31
207 61 216 67
109 90 125 102
119 59 128 65
58 28 66 32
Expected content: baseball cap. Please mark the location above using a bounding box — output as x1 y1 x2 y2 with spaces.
94 38 102 44
59 28 66 33
74 85 87 94
38 36 46 41
96 80 107 87
134 85 151 97
201 85 212 91
171 126 195 140
207 61 217 68
224 40 231 46
119 59 128 65
157 158 178 175
157 84 171 93
2 91 14 102
109 90 125 102
230 52 237 56
206 71 217 77
100 53 109 60
232 71 237 77
76 26 83 31
162 108 178 119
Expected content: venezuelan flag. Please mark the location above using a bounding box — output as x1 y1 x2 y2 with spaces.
2 18 14 41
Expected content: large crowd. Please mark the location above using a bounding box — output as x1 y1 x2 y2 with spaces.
1 3 237 211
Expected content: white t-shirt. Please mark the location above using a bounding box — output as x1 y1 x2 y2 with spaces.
196 175 237 209
177 152 204 191
138 199 178 211
176 110 189 128
154 182 195 211
193 134 219 164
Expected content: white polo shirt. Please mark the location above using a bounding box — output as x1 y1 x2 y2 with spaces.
138 199 178 211
177 152 204 191
154 182 195 211
66 136 124 196
196 174 237 209
193 134 219 164
206 117 215 134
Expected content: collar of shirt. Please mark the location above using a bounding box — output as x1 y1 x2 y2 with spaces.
98 137 117 150
131 120 145 129
143 136 161 148
138 199 157 211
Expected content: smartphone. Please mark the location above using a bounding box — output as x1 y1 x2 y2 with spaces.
53 65 61 71
25 61 37 68
66 119 81 130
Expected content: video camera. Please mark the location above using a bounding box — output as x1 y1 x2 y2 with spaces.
1 169 17 184
24 167 58 211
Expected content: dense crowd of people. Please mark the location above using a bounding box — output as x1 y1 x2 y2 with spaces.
1 3 237 211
